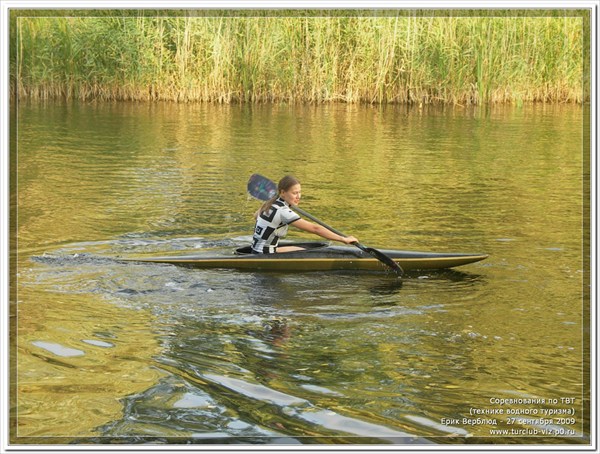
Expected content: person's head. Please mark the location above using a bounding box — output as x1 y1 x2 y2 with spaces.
257 175 301 217
277 175 301 206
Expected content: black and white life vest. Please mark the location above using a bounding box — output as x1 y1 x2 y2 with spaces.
252 197 301 253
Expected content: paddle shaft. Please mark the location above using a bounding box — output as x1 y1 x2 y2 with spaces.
290 204 403 275
291 205 363 245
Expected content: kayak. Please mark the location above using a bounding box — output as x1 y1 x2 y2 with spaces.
124 241 488 272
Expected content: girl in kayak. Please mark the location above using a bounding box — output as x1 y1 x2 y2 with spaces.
252 175 359 253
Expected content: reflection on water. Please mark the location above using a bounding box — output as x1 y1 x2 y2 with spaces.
12 102 588 445
15 289 166 440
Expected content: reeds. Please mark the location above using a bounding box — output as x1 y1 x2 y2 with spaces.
12 13 585 104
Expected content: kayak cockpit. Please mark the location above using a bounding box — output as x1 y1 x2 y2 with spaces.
235 241 329 255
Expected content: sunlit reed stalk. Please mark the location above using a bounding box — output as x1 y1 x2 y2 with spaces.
12 14 584 104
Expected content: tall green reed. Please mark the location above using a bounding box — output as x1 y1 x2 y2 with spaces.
12 14 585 104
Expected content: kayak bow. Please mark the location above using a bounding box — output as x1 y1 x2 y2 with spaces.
123 241 488 272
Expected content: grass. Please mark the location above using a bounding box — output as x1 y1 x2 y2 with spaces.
11 11 586 105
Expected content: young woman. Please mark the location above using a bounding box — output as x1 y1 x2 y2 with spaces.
251 175 359 254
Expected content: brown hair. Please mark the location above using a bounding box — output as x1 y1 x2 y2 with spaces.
258 175 301 215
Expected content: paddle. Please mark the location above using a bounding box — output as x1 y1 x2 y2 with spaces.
247 174 404 276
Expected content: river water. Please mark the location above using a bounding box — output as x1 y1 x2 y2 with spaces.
11 101 589 445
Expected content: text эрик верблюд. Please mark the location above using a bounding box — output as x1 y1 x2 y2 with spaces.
440 397 580 437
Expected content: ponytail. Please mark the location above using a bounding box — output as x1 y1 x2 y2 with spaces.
257 195 279 218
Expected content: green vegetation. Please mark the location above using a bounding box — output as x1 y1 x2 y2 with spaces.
12 12 585 104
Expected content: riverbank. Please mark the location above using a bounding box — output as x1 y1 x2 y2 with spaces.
12 13 585 105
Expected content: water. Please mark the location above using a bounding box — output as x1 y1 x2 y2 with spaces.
11 101 588 445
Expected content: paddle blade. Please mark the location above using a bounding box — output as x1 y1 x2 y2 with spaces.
368 248 404 275
353 243 404 276
247 173 277 201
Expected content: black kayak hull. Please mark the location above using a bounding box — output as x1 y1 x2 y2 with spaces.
124 242 488 272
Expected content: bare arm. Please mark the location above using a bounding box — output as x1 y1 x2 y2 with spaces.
290 218 358 245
